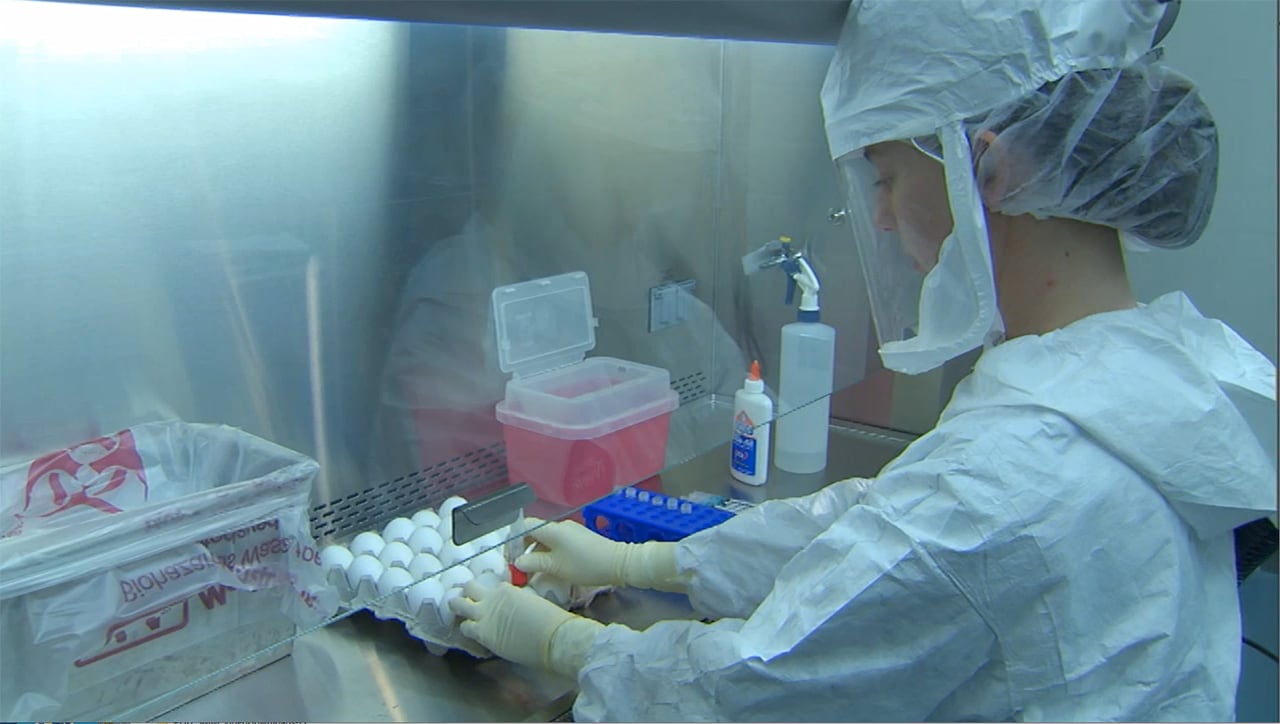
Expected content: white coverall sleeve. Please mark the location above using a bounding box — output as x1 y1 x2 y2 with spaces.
675 475 875 619
573 482 997 722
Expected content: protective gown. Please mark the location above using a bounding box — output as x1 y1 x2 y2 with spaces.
572 292 1277 722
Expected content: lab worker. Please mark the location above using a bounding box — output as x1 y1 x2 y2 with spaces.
451 1 1278 721
368 31 746 482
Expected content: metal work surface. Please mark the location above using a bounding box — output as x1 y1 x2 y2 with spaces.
163 423 913 722
658 419 914 502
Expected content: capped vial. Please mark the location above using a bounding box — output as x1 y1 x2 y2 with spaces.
680 502 693 514
638 491 650 502
667 498 680 510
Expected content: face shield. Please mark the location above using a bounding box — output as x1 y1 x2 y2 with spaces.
835 151 923 351
835 125 1003 375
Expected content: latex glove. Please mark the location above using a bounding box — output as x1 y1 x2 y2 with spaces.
450 580 602 676
514 518 685 592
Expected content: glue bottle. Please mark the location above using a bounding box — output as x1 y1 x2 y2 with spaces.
730 360 772 486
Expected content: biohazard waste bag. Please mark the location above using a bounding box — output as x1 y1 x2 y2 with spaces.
0 421 337 720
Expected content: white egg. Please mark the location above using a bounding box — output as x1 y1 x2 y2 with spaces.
408 552 444 579
404 578 445 613
381 517 417 544
320 544 354 571
377 541 415 569
468 550 507 577
439 541 477 568
346 554 384 588
439 587 463 627
349 531 386 558
477 525 511 550
438 495 468 516
473 570 505 589
436 515 454 545
438 565 474 591
411 508 441 528
407 526 444 556
376 566 416 597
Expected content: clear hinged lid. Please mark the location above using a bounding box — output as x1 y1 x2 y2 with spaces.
492 270 598 378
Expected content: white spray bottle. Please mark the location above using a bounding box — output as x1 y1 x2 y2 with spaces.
774 239 835 474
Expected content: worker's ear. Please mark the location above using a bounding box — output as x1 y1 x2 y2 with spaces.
971 128 1011 209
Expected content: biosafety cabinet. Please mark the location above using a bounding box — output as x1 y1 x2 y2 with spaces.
0 0 981 720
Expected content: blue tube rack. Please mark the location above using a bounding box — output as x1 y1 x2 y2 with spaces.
583 487 736 543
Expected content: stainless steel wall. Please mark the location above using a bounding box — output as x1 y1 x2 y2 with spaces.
0 2 876 529
0 5 402 504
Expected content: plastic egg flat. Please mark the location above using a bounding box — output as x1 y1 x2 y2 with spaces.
468 550 506 577
408 552 444 579
377 567 415 597
407 526 444 555
346 554 384 588
378 541 415 569
381 517 417 544
438 565 474 591
320 545 354 572
405 579 445 613
411 508 441 528
349 531 386 558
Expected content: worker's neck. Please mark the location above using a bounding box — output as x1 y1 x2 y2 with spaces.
987 214 1137 339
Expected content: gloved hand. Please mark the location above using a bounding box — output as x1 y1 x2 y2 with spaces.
514 518 686 592
449 579 603 677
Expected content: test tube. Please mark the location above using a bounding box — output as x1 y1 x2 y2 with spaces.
652 495 664 506
624 487 637 498
667 498 679 510
638 491 650 502
680 502 693 514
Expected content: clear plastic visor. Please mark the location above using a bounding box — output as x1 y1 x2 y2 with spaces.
833 128 1003 376
834 148 930 349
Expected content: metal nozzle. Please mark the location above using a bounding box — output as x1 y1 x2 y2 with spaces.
741 238 790 275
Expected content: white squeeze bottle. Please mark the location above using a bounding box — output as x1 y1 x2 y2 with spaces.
775 254 835 474
730 360 772 486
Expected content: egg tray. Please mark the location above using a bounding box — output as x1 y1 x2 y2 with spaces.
325 556 609 659
325 564 496 658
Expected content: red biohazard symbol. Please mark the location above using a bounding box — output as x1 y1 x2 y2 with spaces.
20 428 148 520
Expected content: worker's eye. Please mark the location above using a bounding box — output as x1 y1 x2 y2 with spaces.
873 177 893 190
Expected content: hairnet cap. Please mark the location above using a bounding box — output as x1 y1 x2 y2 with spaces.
969 51 1218 250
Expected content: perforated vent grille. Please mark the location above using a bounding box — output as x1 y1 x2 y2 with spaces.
310 372 711 541
309 442 509 542
671 371 709 405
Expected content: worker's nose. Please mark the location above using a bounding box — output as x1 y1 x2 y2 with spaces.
874 197 896 233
